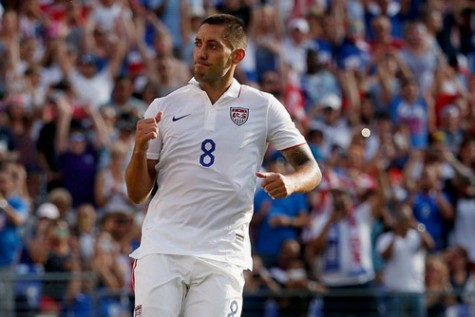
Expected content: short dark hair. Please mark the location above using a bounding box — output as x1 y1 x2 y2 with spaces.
201 14 247 50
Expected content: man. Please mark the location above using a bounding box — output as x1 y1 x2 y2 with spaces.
376 202 435 317
125 14 322 317
0 161 29 317
305 184 386 317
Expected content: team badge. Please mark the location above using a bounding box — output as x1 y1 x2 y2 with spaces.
230 107 249 126
134 305 142 317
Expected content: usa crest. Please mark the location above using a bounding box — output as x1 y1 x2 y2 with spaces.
230 107 249 126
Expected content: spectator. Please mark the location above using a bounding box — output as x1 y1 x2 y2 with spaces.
364 0 405 41
3 93 38 173
281 17 315 76
259 70 285 104
54 15 129 109
399 21 441 92
305 183 386 317
27 202 60 264
94 141 140 216
246 3 284 83
180 5 208 70
404 150 455 252
428 55 468 129
389 77 433 150
104 75 147 119
0 12 19 88
242 254 281 317
312 11 346 66
0 160 29 317
100 207 138 301
366 50 412 112
54 97 109 208
92 211 131 317
134 13 191 97
35 83 76 192
438 105 465 154
47 187 74 225
36 219 83 316
74 203 98 270
269 239 323 317
308 93 353 159
89 0 133 35
21 65 51 116
334 19 371 72
444 245 472 317
301 47 342 120
425 254 457 317
446 135 475 268
376 201 435 317
368 15 404 59
143 0 191 58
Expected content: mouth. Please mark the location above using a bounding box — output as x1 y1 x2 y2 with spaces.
194 61 209 68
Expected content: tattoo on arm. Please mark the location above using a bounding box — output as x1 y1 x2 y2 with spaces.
282 145 314 169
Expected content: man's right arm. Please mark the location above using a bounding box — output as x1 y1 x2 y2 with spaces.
125 112 163 204
125 152 158 204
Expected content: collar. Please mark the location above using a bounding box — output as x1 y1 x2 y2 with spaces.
188 77 242 99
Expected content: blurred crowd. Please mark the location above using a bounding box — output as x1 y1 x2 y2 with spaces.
0 0 474 316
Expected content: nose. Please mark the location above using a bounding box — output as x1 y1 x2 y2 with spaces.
194 46 207 60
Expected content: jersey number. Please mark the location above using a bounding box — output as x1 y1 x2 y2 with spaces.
200 139 216 167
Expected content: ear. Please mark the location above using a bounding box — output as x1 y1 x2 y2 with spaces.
232 48 246 64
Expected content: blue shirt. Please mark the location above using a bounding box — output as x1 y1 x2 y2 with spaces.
389 96 428 149
412 191 449 252
58 145 99 207
0 196 29 266
254 189 308 256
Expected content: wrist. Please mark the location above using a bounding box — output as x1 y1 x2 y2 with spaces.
416 223 426 233
0 198 8 209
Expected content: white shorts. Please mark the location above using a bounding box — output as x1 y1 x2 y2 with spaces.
132 254 245 317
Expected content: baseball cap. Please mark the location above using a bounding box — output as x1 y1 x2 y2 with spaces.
321 93 342 111
289 18 309 33
37 202 60 220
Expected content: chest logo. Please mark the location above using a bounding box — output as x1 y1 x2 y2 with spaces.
230 107 249 126
172 114 192 122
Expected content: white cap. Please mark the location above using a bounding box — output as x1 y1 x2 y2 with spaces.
37 202 60 220
289 18 309 33
321 93 342 111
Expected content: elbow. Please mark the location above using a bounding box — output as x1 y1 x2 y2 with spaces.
311 164 323 189
127 191 146 205
126 185 153 205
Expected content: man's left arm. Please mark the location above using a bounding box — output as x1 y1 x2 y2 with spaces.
256 144 322 199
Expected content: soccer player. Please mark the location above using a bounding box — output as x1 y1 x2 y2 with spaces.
125 13 322 317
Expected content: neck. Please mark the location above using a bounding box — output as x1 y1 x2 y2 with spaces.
200 79 233 104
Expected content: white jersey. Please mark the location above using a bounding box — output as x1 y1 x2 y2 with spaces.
130 78 306 269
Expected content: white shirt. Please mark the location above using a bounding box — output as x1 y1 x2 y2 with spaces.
311 202 376 286
90 3 131 32
130 78 306 269
376 229 426 292
452 198 475 263
68 69 113 107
